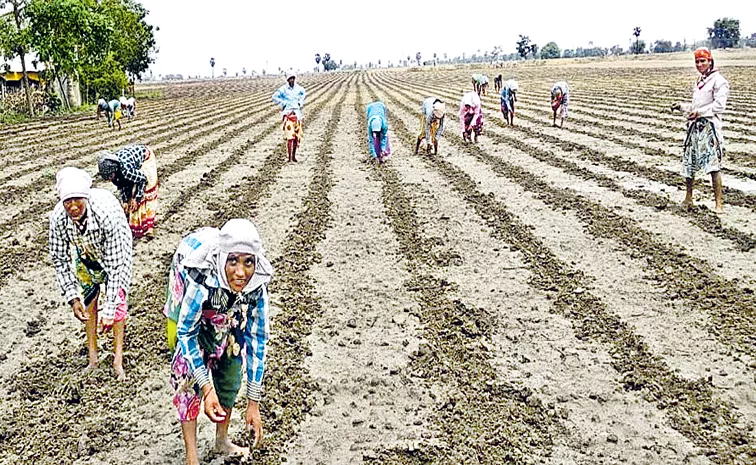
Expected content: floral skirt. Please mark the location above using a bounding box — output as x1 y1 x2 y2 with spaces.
128 147 158 238
283 114 303 142
417 115 440 144
74 253 128 321
682 118 723 178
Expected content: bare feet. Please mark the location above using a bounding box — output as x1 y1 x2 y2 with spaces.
83 363 97 375
681 199 693 210
114 364 127 381
714 205 724 214
215 437 249 458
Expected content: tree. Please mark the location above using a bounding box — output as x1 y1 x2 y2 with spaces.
314 53 320 71
97 0 157 80
632 27 642 54
26 0 113 109
433 52 437 65
210 57 215 77
708 18 740 48
630 40 646 54
222 67 226 77
0 0 33 115
540 41 560 59
652 40 673 53
529 43 538 58
242 67 246 75
610 45 623 55
415 51 421 65
562 49 574 58
516 35 530 59
490 45 502 63
747 33 756 48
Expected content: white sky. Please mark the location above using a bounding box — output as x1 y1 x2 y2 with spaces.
141 0 752 78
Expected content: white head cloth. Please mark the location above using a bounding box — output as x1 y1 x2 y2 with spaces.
55 167 92 201
216 218 273 293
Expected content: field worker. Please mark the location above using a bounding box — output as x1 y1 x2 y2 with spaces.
108 98 122 130
272 72 306 163
671 47 729 213
96 97 109 120
479 74 489 96
119 96 130 118
366 100 391 163
127 96 137 117
164 219 272 465
49 167 133 381
494 74 503 93
415 97 446 156
98 144 159 239
501 79 519 126
459 91 483 143
551 81 570 128
471 73 488 96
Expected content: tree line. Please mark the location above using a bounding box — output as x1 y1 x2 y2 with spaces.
0 0 157 116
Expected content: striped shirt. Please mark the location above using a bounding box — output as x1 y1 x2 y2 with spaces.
48 188 133 320
166 228 271 401
111 144 148 202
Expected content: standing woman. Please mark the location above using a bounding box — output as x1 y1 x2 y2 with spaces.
272 73 307 162
672 47 729 213
98 144 159 239
551 81 570 127
459 91 483 143
366 101 391 163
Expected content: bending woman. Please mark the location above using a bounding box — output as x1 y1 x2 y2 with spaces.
366 101 391 163
98 144 159 239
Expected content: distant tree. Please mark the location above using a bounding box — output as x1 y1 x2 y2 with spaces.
540 42 560 59
323 52 331 63
433 52 437 65
98 0 158 80
529 43 538 58
222 67 226 76
323 58 338 71
490 45 502 63
562 49 575 58
443 52 447 60
673 41 684 52
378 59 381 67
210 57 215 78
516 35 531 59
406 55 410 64
708 18 740 48
242 67 246 75
315 53 321 71
652 40 673 53
630 40 646 54
747 33 756 48
415 51 421 65
610 45 623 55
633 26 642 54
339 59 342 66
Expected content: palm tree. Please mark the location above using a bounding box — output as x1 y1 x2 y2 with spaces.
633 27 642 54
407 55 411 65
433 52 437 65
315 53 321 72
242 67 246 75
222 68 227 77
210 57 215 78
416 52 421 65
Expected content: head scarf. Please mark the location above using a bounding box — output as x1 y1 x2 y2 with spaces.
694 47 712 61
217 218 273 293
287 70 296 80
55 167 92 201
370 116 383 133
97 150 120 180
432 101 446 119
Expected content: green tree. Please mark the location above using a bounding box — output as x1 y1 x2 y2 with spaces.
516 35 530 59
25 0 112 108
79 53 127 102
630 40 646 54
529 43 538 58
652 40 673 53
610 45 624 55
708 18 740 48
97 0 156 80
540 41 560 59
746 33 756 48
632 26 642 54
0 0 34 115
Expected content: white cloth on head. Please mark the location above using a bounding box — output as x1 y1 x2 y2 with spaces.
370 117 383 132
55 167 92 201
216 219 273 293
461 91 481 108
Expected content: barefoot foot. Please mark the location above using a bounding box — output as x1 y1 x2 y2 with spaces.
215 437 249 458
114 364 127 381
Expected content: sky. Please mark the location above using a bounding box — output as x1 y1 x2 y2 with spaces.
140 0 753 78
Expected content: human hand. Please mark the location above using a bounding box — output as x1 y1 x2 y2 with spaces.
100 317 114 333
203 388 227 423
71 298 89 321
687 111 700 120
128 199 138 212
245 400 263 449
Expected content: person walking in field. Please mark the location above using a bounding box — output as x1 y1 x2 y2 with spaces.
164 219 272 465
459 91 483 143
49 167 133 381
272 73 306 162
501 78 519 126
551 81 570 127
671 47 729 213
366 100 391 163
97 144 159 239
415 97 446 156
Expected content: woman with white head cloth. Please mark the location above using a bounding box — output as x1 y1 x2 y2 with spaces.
459 91 483 143
164 219 273 465
415 97 446 156
272 71 307 162
48 167 133 380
